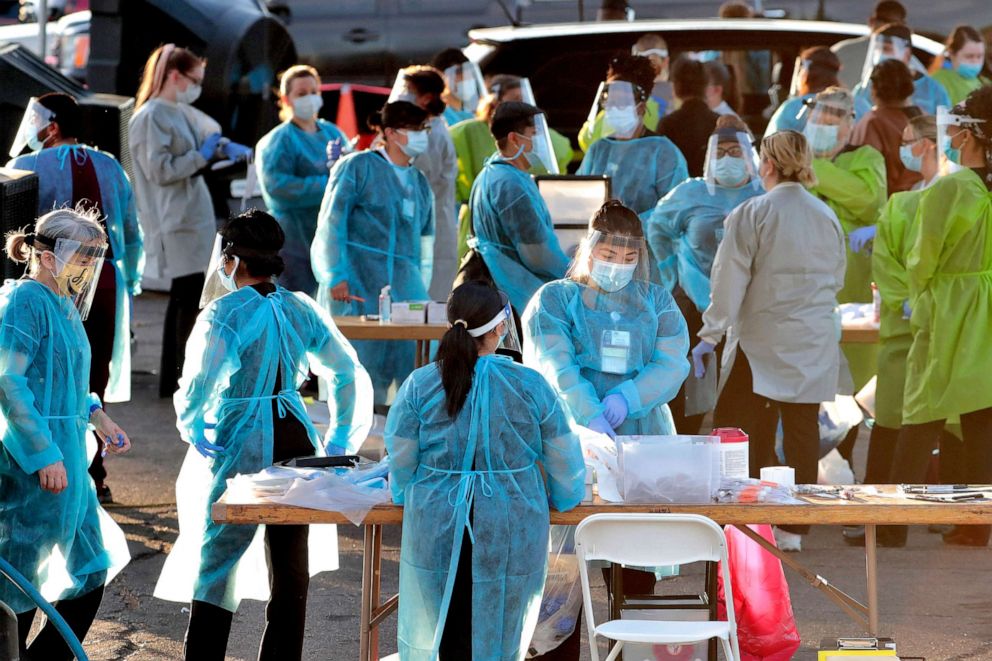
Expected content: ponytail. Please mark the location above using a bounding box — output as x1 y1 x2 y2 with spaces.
135 44 205 111
436 281 504 418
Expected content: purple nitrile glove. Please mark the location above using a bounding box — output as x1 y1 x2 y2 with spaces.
691 340 716 379
602 393 628 428
849 225 876 254
588 414 616 440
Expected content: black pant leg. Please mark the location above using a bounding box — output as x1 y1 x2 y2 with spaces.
439 532 473 660
258 524 310 661
184 599 234 661
668 287 705 434
864 425 900 484
714 350 774 478
960 407 992 484
160 273 205 398
938 430 968 484
778 402 821 535
891 420 944 484
26 586 104 661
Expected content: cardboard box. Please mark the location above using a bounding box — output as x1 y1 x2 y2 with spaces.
390 302 427 324
427 301 447 324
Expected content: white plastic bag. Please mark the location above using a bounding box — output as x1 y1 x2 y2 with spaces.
818 395 864 458
527 526 583 657
817 449 855 485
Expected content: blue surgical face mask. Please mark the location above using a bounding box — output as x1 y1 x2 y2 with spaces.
712 156 750 187
590 258 637 292
899 143 923 172
508 132 542 168
218 255 239 292
604 106 640 138
398 129 429 158
957 62 983 80
804 122 840 155
291 93 323 121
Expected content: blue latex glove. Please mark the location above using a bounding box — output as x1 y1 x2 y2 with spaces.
326 138 343 168
691 340 716 379
902 299 911 319
222 141 253 161
848 225 877 254
587 414 616 440
198 132 222 161
602 393 629 429
193 438 226 459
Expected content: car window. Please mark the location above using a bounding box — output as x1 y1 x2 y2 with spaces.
396 0 491 14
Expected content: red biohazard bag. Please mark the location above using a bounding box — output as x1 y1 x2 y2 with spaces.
717 524 801 661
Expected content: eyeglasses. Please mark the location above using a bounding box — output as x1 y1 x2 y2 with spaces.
180 71 204 86
715 146 745 158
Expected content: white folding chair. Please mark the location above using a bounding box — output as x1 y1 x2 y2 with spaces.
575 513 741 661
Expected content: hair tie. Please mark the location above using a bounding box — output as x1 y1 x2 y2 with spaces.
453 319 468 329
151 43 177 99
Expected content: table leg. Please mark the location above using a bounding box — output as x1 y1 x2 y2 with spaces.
865 524 879 636
370 524 383 660
359 525 375 661
414 340 430 368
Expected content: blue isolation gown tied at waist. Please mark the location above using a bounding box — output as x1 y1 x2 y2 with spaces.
0 280 130 612
154 285 373 611
385 355 585 661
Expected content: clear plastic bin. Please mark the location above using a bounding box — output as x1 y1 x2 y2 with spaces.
618 435 720 504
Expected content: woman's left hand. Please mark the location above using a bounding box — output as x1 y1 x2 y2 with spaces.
91 409 132 456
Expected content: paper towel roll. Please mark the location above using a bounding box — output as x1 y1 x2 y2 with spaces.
760 466 795 487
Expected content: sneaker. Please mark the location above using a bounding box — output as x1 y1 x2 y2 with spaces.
773 527 802 552
96 484 113 504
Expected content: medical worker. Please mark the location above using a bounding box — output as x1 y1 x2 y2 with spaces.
764 47 841 138
255 65 349 297
466 101 570 313
805 87 886 395
647 116 763 432
431 48 486 127
578 54 663 152
129 44 251 397
655 57 721 177
7 92 143 503
312 101 434 406
390 66 459 301
930 26 990 105
890 90 992 547
156 210 373 659
850 59 924 195
843 114 941 548
1 208 131 659
385 280 585 661
523 199 689 440
695 130 846 552
632 33 674 118
852 23 950 120
577 54 688 221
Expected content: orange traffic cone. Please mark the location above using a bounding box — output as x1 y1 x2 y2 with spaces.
336 84 359 140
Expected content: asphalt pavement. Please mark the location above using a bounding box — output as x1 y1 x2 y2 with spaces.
51 292 992 660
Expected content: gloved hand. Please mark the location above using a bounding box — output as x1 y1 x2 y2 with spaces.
587 414 616 440
326 138 343 168
602 393 628 428
902 299 912 319
193 438 226 459
691 340 716 379
198 132 222 161
849 225 877 254
222 141 253 161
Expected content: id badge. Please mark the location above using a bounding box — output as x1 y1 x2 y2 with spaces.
600 330 631 375
402 198 416 220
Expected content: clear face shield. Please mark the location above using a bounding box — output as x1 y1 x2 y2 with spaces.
9 98 55 157
801 98 853 158
860 32 910 88
937 104 985 175
388 71 417 104
703 129 761 194
34 234 107 320
568 230 650 294
199 234 231 308
586 81 646 141
518 78 559 175
443 62 487 114
465 291 521 357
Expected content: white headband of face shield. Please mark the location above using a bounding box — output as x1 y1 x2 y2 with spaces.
468 308 508 338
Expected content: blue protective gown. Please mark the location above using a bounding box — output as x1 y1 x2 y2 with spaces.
8 145 144 403
763 94 814 139
0 280 130 612
384 355 585 661
646 177 764 312
312 150 434 404
155 285 373 611
469 155 571 312
576 136 689 218
522 279 690 433
852 74 951 120
255 119 348 296
443 106 475 127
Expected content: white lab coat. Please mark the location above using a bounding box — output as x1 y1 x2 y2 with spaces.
128 98 218 281
414 115 458 301
699 182 846 403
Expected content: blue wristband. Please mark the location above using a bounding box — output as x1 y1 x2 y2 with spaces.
89 403 102 416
